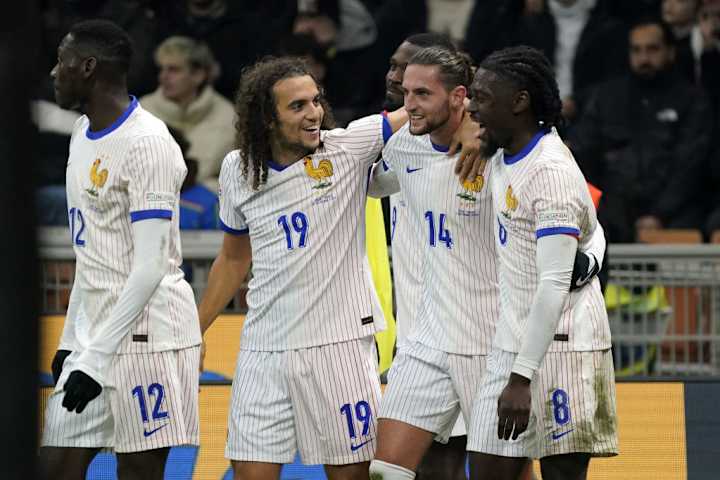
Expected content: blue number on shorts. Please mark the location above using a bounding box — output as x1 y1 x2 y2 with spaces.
68 207 86 246
340 400 372 439
278 211 309 249
424 211 453 249
148 383 169 419
132 383 169 423
498 218 507 246
552 388 571 425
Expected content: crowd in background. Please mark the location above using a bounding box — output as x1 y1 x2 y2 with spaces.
34 0 720 243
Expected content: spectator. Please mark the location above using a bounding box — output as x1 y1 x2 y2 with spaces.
704 97 720 239
277 32 332 82
464 0 627 122
682 0 720 107
568 18 713 242
140 36 234 192
167 0 292 99
662 0 703 78
33 99 81 226
165 125 219 230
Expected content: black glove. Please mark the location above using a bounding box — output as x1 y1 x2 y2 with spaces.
570 251 600 291
51 349 72 385
62 370 102 414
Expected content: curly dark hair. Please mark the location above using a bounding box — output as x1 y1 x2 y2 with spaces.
479 46 563 128
234 56 335 190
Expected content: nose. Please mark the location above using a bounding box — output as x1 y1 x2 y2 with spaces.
404 92 415 111
307 102 322 121
50 64 58 79
386 68 401 86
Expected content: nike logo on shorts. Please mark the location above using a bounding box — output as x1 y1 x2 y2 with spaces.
551 429 574 440
350 438 373 451
143 424 168 437
406 166 423 173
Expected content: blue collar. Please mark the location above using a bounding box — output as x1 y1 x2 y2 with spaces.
430 140 450 153
266 159 289 172
86 96 139 140
503 128 550 165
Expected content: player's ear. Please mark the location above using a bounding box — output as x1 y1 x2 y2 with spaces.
512 90 530 115
450 85 467 109
82 56 97 79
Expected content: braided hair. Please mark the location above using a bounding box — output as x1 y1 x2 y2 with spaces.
479 46 563 128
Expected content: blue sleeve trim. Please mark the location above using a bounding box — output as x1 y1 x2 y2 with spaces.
220 219 249 235
130 209 172 222
381 159 389 171
536 226 580 239
382 114 393 144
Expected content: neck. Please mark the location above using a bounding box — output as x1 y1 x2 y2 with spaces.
428 107 464 148
504 120 544 156
270 141 313 167
85 84 130 132
174 89 200 109
673 24 693 39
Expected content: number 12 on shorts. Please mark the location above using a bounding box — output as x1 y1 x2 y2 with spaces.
132 383 169 423
340 401 372 439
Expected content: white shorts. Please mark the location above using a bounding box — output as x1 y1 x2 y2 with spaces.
379 340 485 443
42 346 200 453
226 336 381 465
467 348 619 459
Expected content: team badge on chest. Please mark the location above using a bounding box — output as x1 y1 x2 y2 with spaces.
86 158 109 198
304 156 333 189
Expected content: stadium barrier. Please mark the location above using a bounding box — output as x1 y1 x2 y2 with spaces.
38 228 720 378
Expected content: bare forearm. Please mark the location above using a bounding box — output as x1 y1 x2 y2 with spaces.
198 252 251 334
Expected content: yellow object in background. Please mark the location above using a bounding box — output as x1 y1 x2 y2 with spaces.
365 197 396 373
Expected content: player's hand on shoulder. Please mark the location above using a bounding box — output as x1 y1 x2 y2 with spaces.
452 117 489 184
62 370 102 414
51 349 72 385
570 251 600 292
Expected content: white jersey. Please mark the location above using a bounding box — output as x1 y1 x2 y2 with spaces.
490 128 611 353
219 114 390 351
388 191 424 347
65 97 201 354
382 124 498 355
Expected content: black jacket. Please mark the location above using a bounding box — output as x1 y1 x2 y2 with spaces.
569 71 712 225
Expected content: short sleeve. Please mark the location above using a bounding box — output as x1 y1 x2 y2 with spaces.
525 165 584 239
125 135 184 222
218 152 249 235
327 114 388 167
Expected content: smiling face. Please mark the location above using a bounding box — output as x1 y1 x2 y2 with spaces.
384 41 421 111
50 33 93 110
467 67 517 150
402 64 455 136
270 74 324 157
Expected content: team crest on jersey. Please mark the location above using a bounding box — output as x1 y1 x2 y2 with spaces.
457 174 484 202
501 185 518 219
85 158 109 197
304 156 333 189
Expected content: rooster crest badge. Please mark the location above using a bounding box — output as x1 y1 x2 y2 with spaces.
86 159 108 197
457 174 484 202
304 156 333 189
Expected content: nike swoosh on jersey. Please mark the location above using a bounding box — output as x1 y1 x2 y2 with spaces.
551 429 574 440
143 424 169 437
406 166 423 173
350 438 373 451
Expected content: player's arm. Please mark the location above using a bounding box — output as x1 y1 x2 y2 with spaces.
63 218 172 413
367 159 400 198
198 232 252 334
384 107 408 134
498 233 576 441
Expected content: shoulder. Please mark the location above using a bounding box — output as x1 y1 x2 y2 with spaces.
321 114 383 146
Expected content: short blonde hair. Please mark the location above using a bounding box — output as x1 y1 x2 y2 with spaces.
155 36 216 74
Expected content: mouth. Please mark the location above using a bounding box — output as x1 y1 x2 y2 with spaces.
302 125 320 138
386 84 403 97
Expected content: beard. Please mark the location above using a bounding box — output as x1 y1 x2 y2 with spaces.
382 93 403 112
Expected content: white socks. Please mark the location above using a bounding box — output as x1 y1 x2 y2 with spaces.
369 460 416 479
